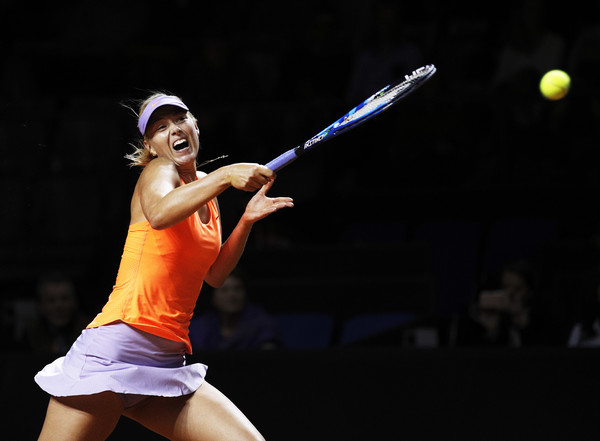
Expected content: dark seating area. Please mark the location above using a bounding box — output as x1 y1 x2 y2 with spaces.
2 0 600 439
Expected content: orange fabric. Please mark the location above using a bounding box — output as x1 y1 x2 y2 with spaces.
87 199 221 353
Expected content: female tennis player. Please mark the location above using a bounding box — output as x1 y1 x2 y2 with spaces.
34 93 293 441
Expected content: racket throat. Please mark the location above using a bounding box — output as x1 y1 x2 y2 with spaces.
294 145 306 156
280 145 305 169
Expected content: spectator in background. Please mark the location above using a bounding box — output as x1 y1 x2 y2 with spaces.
567 279 600 347
190 270 283 350
24 272 91 357
454 260 547 347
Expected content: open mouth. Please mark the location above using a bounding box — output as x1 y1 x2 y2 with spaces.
173 139 189 151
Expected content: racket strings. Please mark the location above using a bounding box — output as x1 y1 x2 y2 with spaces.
342 86 406 123
342 65 434 125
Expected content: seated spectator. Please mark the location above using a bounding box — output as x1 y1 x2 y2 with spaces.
24 272 91 356
567 280 600 347
454 260 548 347
189 270 283 350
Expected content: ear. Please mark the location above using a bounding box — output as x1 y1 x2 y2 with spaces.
143 140 157 157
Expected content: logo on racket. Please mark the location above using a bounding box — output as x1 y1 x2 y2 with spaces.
305 134 326 148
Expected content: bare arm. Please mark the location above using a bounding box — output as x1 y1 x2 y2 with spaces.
137 158 275 230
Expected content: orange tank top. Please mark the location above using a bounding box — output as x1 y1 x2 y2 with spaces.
87 198 222 354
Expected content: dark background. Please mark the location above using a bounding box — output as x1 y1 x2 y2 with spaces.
1 0 600 439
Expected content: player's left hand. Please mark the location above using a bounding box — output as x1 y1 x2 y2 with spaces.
241 179 293 224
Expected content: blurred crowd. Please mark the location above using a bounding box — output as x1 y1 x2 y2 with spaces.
1 0 599 353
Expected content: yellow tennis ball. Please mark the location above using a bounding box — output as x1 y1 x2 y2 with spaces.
539 70 570 101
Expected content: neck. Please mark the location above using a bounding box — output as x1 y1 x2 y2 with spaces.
178 167 197 183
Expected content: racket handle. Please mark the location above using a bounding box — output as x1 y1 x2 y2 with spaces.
265 147 301 172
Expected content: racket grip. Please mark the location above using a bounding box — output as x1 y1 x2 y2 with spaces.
265 148 300 172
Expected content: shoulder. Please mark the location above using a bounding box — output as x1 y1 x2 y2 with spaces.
145 157 179 174
139 158 180 185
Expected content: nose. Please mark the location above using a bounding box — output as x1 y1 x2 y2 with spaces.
171 123 182 134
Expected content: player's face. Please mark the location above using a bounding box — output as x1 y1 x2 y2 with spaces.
144 106 200 167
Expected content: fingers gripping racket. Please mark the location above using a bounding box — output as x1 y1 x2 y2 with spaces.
266 64 436 172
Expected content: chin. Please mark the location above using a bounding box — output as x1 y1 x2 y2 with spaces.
175 152 198 164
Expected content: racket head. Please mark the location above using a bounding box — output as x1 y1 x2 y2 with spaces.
302 64 436 151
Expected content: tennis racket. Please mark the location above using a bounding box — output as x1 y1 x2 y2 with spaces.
266 64 436 171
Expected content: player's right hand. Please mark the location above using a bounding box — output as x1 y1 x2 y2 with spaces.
226 163 275 192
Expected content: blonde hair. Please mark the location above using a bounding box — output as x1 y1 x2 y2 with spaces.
124 92 196 167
